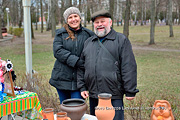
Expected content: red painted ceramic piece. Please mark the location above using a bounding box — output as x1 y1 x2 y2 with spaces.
151 100 174 120
56 111 71 120
43 108 54 120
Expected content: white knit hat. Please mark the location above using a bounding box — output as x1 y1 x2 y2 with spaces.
63 7 81 23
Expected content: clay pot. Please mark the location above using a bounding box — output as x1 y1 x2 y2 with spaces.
43 108 54 120
56 111 71 120
95 93 115 120
60 99 88 120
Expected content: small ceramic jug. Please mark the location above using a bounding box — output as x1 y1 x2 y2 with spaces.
43 108 54 120
56 111 71 120
95 93 115 120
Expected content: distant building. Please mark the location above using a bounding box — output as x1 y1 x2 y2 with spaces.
38 17 46 25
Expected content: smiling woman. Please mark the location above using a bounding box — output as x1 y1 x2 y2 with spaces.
67 14 81 30
49 7 94 105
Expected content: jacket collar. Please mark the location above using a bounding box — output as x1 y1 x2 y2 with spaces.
68 24 83 33
91 28 116 41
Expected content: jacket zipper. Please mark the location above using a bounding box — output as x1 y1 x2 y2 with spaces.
95 39 100 94
72 33 78 90
75 33 78 55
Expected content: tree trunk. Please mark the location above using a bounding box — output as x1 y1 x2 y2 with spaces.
51 0 56 37
168 0 174 37
0 0 3 39
149 0 156 45
46 0 51 31
179 7 180 25
141 0 144 26
116 0 120 26
166 0 169 25
31 13 35 39
144 0 146 25
83 0 87 27
134 0 137 26
18 0 23 28
123 0 131 38
79 0 82 11
35 1 38 30
40 0 43 33
120 0 123 26
60 1 64 27
109 0 114 28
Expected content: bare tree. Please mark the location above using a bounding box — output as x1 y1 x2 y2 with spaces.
144 0 147 25
109 0 114 28
141 0 144 26
18 0 23 28
0 0 3 39
179 1 180 25
46 0 51 31
165 0 169 25
177 0 180 25
51 0 56 37
149 0 156 45
82 0 87 27
116 0 120 26
168 0 174 37
31 13 35 39
123 0 131 38
40 0 43 33
79 0 82 11
35 0 39 30
133 0 138 25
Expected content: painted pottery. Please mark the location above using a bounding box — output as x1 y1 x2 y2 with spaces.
56 111 71 120
95 93 115 120
43 108 54 120
60 99 88 120
151 100 174 120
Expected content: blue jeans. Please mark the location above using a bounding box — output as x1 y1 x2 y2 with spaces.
56 89 83 104
89 97 124 120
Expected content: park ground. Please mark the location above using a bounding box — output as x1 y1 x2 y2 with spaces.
0 24 180 119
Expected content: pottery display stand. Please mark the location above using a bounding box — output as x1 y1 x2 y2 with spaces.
0 58 15 97
150 100 174 120
95 93 115 120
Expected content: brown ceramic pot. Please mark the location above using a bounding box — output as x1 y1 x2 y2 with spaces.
60 99 88 120
56 111 71 120
95 93 115 120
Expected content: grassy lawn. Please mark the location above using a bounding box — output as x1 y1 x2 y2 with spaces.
0 25 180 119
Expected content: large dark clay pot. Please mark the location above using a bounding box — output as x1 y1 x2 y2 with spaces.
60 99 88 120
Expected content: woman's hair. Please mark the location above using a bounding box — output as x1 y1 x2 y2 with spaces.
64 24 75 40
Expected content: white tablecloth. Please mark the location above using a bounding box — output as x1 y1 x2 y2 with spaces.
81 114 98 120
54 113 97 120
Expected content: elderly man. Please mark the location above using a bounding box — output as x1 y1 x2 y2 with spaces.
77 10 139 120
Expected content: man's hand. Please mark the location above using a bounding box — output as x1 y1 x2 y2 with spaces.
125 97 135 100
81 91 89 99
